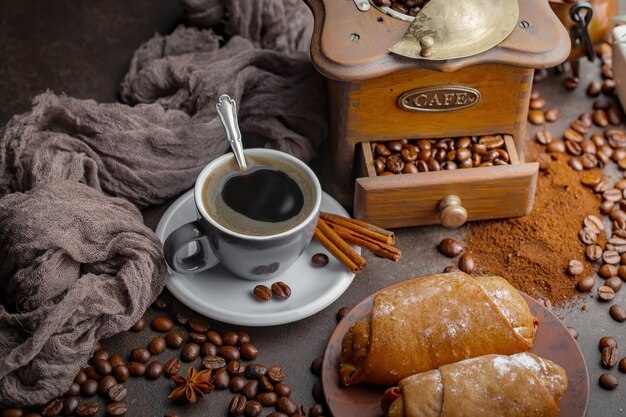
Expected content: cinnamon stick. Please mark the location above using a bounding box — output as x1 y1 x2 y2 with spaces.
314 219 367 274
327 222 401 262
319 212 395 245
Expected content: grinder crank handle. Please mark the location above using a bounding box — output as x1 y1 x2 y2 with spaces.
569 2 595 62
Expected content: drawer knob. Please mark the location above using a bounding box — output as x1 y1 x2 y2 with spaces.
439 195 467 228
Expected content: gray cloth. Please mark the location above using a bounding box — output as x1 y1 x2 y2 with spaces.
0 0 324 406
0 181 166 405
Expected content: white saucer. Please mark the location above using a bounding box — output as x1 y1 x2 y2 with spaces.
156 189 358 326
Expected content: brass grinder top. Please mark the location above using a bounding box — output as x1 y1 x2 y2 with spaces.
304 0 571 80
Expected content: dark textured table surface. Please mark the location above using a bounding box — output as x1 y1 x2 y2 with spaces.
1 1 625 416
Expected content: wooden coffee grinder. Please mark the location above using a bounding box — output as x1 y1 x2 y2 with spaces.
304 0 571 228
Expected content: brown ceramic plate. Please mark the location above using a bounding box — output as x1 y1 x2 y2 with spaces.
322 280 589 417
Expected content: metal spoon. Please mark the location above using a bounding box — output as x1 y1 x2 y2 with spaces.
216 94 247 171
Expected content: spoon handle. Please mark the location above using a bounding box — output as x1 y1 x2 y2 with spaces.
216 94 247 171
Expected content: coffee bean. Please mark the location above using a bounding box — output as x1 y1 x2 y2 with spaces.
598 264 617 279
271 282 292 300
310 357 323 376
309 404 325 417
598 285 616 301
227 360 246 376
567 260 584 276
586 245 603 262
229 395 247 416
185 316 211 334
218 346 241 362
253 285 272 301
73 371 87 385
220 331 238 346
165 332 184 349
80 379 98 397
239 343 259 360
129 347 150 364
578 113 593 129
258 375 274 392
587 81 602 97
181 343 201 362
41 399 62 417
603 250 620 265
148 337 166 355
375 144 391 157
164 358 181 376
458 253 475 274
385 154 404 173
600 336 618 351
145 360 164 379
242 380 259 400
130 316 146 332
126 362 146 377
267 366 285 384
97 375 117 396
245 364 267 380
438 238 464 257
594 181 610 193
309 252 330 268
61 396 78 416
201 342 218 357
606 277 622 292
164 412 180 417
608 106 622 125
528 110 545 125
230 376 246 393
601 201 615 214
584 215 605 233
273 384 291 400
106 402 128 417
576 276 595 292
610 304 626 323
151 316 173 332
276 397 299 416
336 307 351 322
267 414 289 417
602 79 616 95
602 346 619 368
599 373 619 390
202 355 226 370
75 402 98 417
544 108 559 122
185 333 206 346
214 368 231 390
108 354 125 368
238 333 251 345
108 383 127 402
564 128 583 143
563 76 580 90
84 367 100 380
568 157 583 171
619 358 626 373
201 332 221 348
546 141 565 153
255 391 277 406
578 227 597 245
91 348 109 363
244 401 262 417
594 109 609 127
529 97 546 110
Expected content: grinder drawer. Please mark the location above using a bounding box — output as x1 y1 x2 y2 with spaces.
353 136 538 229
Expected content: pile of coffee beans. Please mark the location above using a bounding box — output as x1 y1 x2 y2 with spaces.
372 0 430 17
437 238 476 274
0 291 329 417
528 89 561 126
371 135 511 176
252 281 292 302
598 336 626 390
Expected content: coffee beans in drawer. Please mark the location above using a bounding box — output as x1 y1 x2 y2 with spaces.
371 135 511 176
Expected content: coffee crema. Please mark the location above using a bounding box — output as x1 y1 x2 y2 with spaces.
201 154 315 236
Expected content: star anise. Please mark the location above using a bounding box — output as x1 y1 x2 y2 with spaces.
168 366 213 404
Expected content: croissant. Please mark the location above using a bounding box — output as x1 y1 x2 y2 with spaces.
381 353 568 417
340 272 537 386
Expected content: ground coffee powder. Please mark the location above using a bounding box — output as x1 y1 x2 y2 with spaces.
466 146 602 306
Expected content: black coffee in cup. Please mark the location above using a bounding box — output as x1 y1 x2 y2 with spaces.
202 154 316 236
